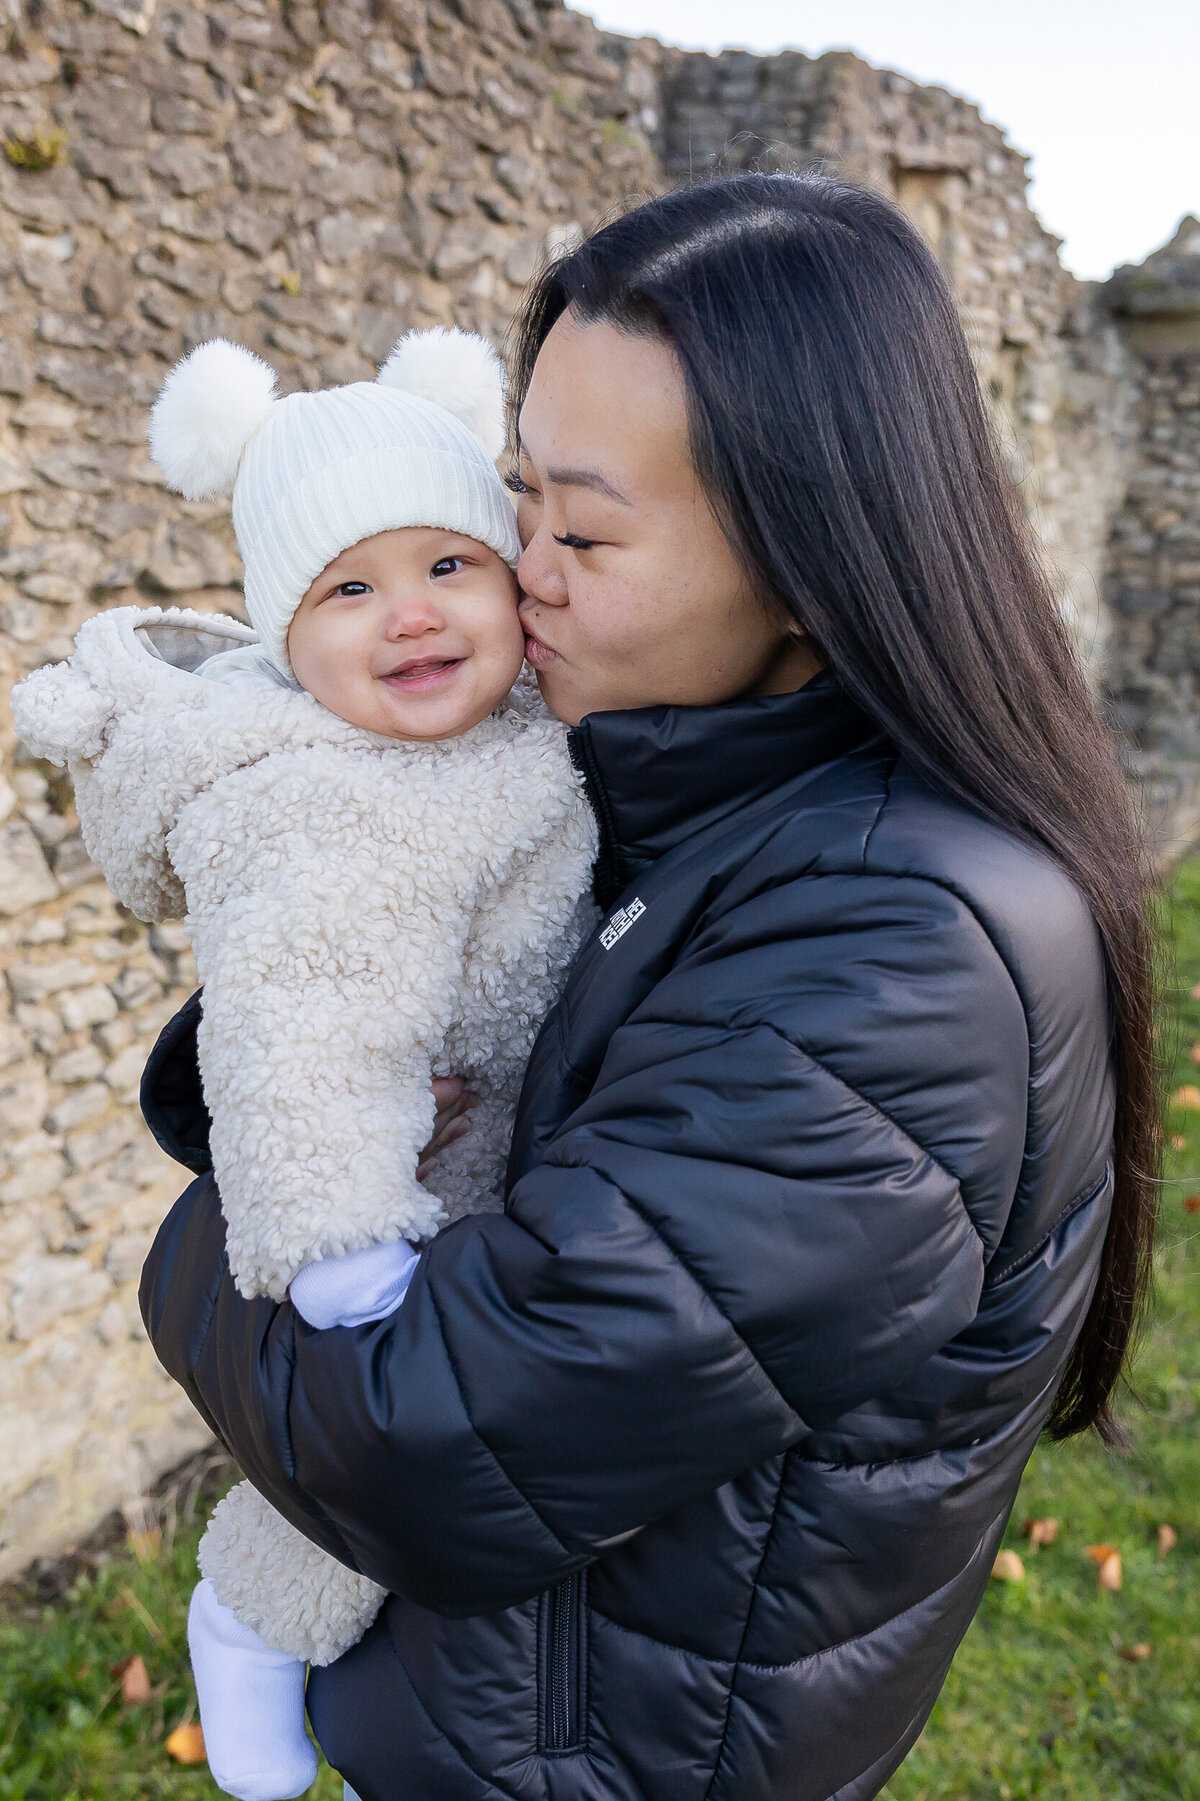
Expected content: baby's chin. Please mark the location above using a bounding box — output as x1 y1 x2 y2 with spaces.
368 669 518 741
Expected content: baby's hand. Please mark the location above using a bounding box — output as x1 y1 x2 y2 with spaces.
417 1077 477 1182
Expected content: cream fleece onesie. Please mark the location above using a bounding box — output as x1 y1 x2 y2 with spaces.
11 601 596 1671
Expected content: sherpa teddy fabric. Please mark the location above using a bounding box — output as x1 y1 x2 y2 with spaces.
11 602 596 1662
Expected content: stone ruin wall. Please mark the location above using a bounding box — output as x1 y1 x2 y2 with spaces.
0 0 1193 1575
1099 219 1200 838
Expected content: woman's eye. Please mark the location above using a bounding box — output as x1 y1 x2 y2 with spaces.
430 556 466 578
553 531 598 552
504 470 532 497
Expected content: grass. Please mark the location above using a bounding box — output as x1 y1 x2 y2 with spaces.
3 864 1200 1800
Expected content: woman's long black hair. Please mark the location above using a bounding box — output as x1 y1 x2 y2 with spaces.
509 172 1160 1442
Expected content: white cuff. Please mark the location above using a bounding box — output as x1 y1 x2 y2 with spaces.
288 1238 420 1329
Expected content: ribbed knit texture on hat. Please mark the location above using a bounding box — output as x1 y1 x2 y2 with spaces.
231 382 521 677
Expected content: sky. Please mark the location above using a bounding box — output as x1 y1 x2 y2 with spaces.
569 0 1200 281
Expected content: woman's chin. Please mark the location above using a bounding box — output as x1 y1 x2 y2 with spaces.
529 663 583 726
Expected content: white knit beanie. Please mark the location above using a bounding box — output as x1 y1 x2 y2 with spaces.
148 328 522 677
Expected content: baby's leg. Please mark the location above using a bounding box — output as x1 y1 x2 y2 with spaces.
191 1483 385 1801
200 1480 385 1664
188 1578 317 1801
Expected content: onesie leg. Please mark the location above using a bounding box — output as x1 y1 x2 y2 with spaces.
188 1578 319 1801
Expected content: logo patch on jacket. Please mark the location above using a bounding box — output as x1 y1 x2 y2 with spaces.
600 897 645 950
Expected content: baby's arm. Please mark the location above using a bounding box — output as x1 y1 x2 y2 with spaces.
170 746 486 1299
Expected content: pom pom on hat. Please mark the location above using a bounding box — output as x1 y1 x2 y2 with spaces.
149 339 278 500
377 327 507 460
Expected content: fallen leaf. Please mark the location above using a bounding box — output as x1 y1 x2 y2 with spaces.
1119 1642 1152 1661
1025 1517 1059 1550
1171 1132 1187 1150
1191 981 1200 1001
114 1654 152 1705
1190 1044 1200 1065
1172 1085 1200 1110
991 1549 1025 1582
1090 1548 1122 1591
165 1723 206 1765
126 1527 161 1562
1185 1196 1200 1214
1157 1523 1178 1557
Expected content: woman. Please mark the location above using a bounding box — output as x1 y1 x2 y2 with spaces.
140 174 1157 1801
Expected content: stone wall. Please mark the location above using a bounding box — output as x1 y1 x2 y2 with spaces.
1100 219 1200 857
0 0 1193 1574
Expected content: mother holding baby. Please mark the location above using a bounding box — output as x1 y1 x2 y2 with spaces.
139 174 1156 1800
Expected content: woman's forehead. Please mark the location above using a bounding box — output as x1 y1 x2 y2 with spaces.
518 316 690 495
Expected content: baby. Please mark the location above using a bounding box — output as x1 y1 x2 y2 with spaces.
11 330 596 1801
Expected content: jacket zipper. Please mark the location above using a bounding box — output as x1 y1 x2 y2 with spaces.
538 1569 586 1753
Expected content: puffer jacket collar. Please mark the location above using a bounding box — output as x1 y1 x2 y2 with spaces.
568 669 882 905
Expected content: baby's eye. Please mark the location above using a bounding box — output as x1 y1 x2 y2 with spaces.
333 581 370 597
430 556 466 579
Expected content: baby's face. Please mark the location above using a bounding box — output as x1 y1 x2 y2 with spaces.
288 527 524 740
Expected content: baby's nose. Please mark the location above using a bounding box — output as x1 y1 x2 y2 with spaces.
383 593 446 636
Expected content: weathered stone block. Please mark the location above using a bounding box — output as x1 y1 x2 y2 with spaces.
0 823 58 916
0 449 32 496
52 834 101 894
149 142 230 198
50 1045 105 1085
0 1071 49 1134
45 1082 110 1134
8 959 96 1004
229 131 304 194
315 209 364 263
57 986 119 1031
73 144 147 201
11 1254 111 1341
110 967 164 1011
65 1117 135 1175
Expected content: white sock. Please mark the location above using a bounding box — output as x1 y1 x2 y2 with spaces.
188 1578 319 1801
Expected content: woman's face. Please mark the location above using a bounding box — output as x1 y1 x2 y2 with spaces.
513 311 821 725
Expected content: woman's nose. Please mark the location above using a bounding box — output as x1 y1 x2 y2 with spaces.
517 530 568 608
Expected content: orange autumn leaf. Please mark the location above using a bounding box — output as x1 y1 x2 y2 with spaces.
1119 1642 1152 1661
1025 1517 1059 1550
165 1723 207 1765
1191 980 1200 1001
115 1654 152 1705
1171 1132 1188 1150
1087 1546 1122 1590
1157 1523 1178 1557
991 1549 1025 1582
1172 1085 1200 1110
1190 1043 1200 1066
125 1527 161 1562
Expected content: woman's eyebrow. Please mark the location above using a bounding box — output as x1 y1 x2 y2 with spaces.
546 466 632 506
516 439 630 506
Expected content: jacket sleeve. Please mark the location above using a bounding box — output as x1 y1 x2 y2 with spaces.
141 871 1029 1616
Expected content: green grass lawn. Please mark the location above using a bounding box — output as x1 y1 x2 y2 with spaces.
3 866 1200 1801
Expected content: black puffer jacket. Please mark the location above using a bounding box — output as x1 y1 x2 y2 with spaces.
140 673 1114 1801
